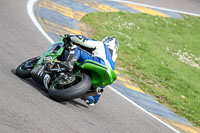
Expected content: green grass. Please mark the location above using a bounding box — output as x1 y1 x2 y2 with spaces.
81 12 200 127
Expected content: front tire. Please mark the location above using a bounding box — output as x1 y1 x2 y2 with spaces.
48 73 91 102
16 56 40 78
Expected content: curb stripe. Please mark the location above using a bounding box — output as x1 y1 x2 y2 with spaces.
83 2 120 12
38 17 81 35
111 0 200 17
124 83 144 93
39 0 86 20
37 7 79 30
124 3 169 17
96 0 140 13
116 76 144 93
47 32 62 41
111 83 190 125
52 0 97 13
156 115 200 133
108 86 180 133
152 8 184 19
72 0 120 12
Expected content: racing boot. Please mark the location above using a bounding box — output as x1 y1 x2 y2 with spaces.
83 95 101 107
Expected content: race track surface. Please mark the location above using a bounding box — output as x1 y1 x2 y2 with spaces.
0 0 177 132
124 0 200 15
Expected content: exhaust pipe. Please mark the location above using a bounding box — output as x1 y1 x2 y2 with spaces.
82 88 104 98
96 88 104 95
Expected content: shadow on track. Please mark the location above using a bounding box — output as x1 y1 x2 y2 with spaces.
60 100 89 108
11 69 89 108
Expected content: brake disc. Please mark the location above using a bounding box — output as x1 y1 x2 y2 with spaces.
59 74 76 85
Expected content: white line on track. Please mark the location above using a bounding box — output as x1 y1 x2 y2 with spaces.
111 0 200 17
108 86 180 133
27 0 54 43
27 0 181 132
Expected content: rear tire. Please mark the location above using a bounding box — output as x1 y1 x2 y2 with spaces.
48 73 91 102
16 56 40 78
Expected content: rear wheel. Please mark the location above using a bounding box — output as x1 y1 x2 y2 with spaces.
48 73 91 102
16 56 40 78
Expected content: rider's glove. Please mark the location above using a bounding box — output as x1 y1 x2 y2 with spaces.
63 34 72 44
63 34 73 48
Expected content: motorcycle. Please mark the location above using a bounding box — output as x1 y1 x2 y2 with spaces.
16 36 117 102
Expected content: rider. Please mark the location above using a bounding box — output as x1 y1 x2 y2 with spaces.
62 35 119 106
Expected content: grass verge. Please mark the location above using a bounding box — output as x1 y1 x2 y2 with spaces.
81 12 200 127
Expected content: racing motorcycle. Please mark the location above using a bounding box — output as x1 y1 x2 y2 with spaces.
16 36 117 102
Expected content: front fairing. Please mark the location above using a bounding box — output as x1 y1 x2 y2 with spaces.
78 60 117 87
33 40 64 69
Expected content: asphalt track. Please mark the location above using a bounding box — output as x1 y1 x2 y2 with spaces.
125 0 200 15
0 0 179 132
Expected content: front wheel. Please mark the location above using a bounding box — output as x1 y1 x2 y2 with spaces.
16 56 40 78
48 73 91 102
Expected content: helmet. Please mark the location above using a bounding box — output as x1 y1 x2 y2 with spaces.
102 36 119 51
102 36 119 61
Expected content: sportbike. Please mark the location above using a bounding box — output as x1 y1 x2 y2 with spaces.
16 36 117 102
